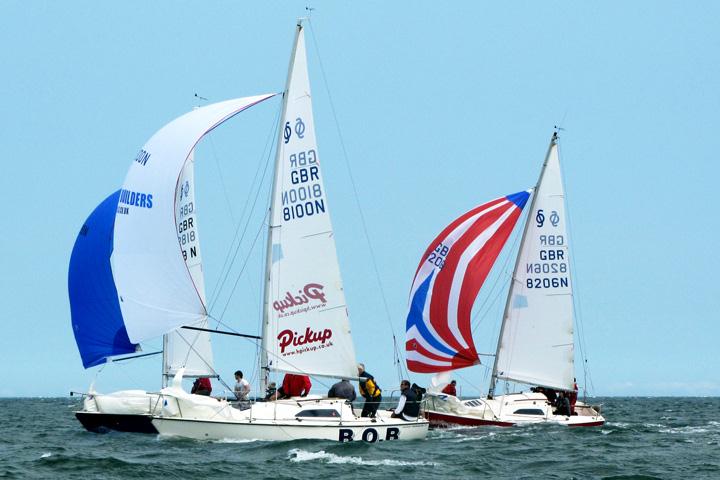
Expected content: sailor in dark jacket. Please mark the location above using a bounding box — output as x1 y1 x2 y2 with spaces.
391 380 419 421
328 379 356 403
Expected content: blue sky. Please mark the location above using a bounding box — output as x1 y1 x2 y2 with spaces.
1 1 718 397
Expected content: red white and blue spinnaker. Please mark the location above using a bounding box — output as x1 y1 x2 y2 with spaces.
405 191 531 373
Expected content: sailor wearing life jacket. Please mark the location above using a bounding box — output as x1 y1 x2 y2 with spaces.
391 380 419 421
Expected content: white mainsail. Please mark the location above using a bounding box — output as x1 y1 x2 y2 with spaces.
492 136 575 391
262 24 357 381
164 150 214 377
113 94 275 344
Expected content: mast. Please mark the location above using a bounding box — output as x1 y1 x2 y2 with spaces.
260 21 304 396
162 334 168 387
488 131 558 398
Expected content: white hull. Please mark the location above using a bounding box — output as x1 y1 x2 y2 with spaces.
424 392 604 427
75 390 162 433
84 390 161 415
152 387 428 442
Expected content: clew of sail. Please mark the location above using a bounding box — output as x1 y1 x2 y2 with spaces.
164 150 214 377
406 191 530 373
69 190 138 368
112 94 276 344
263 24 357 379
493 139 574 391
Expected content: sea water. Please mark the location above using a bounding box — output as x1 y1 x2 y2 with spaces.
0 397 718 479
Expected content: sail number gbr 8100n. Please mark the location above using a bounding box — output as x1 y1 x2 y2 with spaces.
281 148 326 222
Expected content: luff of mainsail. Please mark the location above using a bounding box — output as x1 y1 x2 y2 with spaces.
489 132 575 396
112 94 276 345
163 149 214 382
261 22 357 394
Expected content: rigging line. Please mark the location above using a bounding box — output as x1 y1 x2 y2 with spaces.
471 202 530 329
454 369 486 396
307 19 402 379
208 106 280 309
181 325 261 340
557 138 593 394
167 330 236 396
111 350 162 362
217 211 269 321
470 227 522 331
215 328 337 392
208 105 282 310
206 134 237 223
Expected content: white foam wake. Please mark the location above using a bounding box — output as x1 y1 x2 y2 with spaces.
288 449 438 467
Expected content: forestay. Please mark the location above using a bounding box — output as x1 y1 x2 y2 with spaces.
263 25 357 379
69 190 137 368
164 150 214 377
494 139 575 391
405 192 530 373
113 94 275 344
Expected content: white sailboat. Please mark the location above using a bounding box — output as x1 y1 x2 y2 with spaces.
71 150 221 433
96 21 428 442
406 132 604 427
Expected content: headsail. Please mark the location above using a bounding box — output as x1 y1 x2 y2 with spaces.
113 94 276 344
405 191 530 373
69 190 137 368
492 135 575 391
262 24 357 380
163 149 214 377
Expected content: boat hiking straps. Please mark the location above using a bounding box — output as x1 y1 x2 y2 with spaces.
181 326 261 340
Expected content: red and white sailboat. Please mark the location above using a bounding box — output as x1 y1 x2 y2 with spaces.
406 132 604 427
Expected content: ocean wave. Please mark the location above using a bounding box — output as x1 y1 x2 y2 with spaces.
287 449 439 467
659 426 710 435
212 438 262 444
446 432 497 442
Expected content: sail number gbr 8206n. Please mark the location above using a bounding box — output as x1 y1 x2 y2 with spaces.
525 234 569 289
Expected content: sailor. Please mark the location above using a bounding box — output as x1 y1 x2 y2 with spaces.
554 391 571 416
191 376 212 396
328 379 357 403
357 363 383 418
441 380 457 396
233 370 251 401
390 380 420 421
264 382 277 400
568 378 579 415
274 373 312 399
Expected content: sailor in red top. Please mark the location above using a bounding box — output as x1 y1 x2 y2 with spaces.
441 380 457 396
568 378 579 414
191 377 212 396
277 374 312 398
